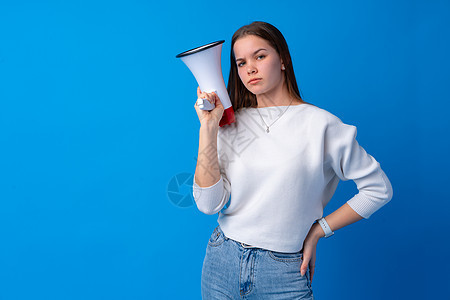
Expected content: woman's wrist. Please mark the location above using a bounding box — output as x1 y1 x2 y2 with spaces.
200 119 219 132
311 222 326 240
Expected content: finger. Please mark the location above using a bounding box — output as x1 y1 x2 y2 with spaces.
309 252 316 282
198 91 210 100
213 92 221 104
211 92 223 108
201 93 214 105
197 86 202 97
300 253 310 277
210 92 216 104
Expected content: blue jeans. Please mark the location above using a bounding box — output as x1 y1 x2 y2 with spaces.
201 225 315 299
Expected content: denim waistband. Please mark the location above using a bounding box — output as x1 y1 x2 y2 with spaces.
216 224 259 249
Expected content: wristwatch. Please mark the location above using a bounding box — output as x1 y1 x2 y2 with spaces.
317 217 334 238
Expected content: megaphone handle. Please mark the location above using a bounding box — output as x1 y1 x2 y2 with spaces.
198 98 216 111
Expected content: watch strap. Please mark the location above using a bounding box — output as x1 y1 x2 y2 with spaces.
317 217 334 238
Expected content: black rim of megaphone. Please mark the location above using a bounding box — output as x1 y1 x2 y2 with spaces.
176 40 225 58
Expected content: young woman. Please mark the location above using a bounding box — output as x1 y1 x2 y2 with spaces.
192 21 393 299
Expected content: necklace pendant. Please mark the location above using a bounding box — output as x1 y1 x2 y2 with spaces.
266 126 270 133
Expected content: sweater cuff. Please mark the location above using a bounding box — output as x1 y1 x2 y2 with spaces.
193 175 223 189
192 176 226 214
346 192 387 219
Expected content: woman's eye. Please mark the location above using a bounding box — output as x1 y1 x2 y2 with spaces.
257 55 265 60
238 61 245 67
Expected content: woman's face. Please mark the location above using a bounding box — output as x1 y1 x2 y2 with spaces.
233 35 284 96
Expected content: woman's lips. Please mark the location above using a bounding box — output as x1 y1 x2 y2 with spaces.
248 78 262 84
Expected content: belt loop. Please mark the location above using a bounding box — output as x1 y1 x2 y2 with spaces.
240 241 258 249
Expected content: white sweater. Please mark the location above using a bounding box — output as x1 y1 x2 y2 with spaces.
193 103 393 253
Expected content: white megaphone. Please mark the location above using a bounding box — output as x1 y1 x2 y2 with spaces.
176 40 235 127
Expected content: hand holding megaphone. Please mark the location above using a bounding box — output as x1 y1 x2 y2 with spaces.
176 40 235 127
194 87 224 126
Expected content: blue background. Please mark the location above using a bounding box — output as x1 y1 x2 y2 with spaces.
1 0 449 299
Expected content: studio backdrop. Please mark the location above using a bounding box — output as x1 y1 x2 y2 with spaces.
0 0 448 299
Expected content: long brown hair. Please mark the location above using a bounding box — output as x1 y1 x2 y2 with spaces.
227 21 304 111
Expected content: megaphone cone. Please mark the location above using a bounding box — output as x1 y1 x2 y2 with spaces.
176 40 235 127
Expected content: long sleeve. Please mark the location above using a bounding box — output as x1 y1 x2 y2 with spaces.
192 174 231 215
324 117 393 219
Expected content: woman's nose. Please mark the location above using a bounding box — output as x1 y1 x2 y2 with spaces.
247 66 257 75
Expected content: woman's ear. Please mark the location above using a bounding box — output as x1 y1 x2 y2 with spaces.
281 59 285 70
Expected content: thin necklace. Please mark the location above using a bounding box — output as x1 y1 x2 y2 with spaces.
255 98 294 133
